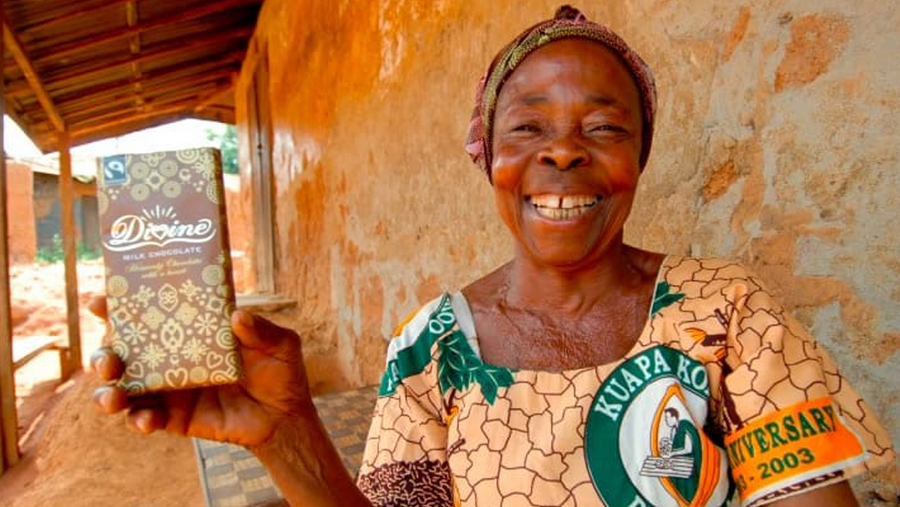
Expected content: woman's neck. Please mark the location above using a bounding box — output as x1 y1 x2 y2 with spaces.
504 237 651 317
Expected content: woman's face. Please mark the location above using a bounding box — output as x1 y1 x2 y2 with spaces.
490 39 643 269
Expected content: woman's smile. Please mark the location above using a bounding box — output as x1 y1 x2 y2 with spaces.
526 194 600 220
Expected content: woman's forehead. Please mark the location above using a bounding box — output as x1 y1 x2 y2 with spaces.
497 39 641 110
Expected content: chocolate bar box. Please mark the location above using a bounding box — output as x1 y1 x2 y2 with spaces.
98 148 241 395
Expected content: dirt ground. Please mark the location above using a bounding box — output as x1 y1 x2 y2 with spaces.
0 261 203 507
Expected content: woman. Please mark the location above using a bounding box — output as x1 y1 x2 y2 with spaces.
92 6 895 507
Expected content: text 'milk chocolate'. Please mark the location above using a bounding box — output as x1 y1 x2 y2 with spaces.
98 148 241 395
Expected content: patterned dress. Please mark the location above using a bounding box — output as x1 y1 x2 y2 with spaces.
356 257 895 507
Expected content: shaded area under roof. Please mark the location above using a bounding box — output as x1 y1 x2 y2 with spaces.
2 0 263 153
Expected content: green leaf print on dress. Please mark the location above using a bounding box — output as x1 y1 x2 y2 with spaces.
379 295 457 397
379 294 514 401
651 281 685 316
438 329 514 405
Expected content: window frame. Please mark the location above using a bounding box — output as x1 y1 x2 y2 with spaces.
245 48 276 295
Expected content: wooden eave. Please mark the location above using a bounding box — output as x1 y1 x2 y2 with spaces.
1 0 263 153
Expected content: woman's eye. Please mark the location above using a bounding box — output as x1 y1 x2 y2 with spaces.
511 124 540 134
585 124 623 134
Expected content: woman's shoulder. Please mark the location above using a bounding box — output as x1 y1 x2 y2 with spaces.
653 255 784 319
379 294 452 396
385 291 476 350
658 255 762 289
387 294 451 348
379 291 482 396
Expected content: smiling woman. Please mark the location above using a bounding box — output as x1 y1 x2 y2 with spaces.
489 39 643 270
89 5 896 507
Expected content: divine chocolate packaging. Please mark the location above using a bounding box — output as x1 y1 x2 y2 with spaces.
97 148 241 395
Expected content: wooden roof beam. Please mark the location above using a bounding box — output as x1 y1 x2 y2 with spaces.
3 99 44 144
126 2 145 106
52 60 241 114
68 111 193 147
69 102 194 139
193 105 234 123
14 58 241 118
18 0 135 34
61 72 234 118
195 78 237 113
2 23 65 133
67 82 223 126
4 25 250 76
17 56 240 116
5 28 252 95
33 0 261 64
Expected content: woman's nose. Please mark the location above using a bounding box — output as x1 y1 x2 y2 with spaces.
537 136 590 171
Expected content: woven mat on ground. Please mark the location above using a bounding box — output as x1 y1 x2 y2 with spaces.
194 385 379 507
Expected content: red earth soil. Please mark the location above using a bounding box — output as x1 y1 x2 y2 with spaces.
0 261 202 507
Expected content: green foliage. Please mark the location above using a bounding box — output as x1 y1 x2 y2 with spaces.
35 234 101 263
77 242 101 261
205 124 238 174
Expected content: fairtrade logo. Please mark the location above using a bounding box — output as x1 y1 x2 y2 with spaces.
103 155 128 185
103 205 216 252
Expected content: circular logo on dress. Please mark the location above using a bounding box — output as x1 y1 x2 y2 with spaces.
584 346 730 507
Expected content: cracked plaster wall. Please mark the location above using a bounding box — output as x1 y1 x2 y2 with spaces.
235 0 899 498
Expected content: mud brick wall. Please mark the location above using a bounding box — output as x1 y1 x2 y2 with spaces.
5 161 36 263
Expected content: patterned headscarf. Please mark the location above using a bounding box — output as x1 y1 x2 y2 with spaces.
465 5 657 182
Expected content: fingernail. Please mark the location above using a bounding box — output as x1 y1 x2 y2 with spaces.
90 351 106 372
93 387 111 407
137 413 153 434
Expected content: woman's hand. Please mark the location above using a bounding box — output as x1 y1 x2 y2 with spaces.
91 297 372 506
90 296 313 447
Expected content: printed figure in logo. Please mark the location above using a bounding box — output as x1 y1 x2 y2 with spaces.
636 389 719 507
654 408 702 501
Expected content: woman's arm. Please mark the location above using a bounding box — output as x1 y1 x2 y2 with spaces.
766 481 859 507
252 412 372 506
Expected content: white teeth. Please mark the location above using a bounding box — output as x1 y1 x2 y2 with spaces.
530 195 559 208
562 195 595 208
529 194 600 220
535 207 591 220
531 194 597 209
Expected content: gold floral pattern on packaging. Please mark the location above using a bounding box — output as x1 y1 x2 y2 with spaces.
98 148 240 395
